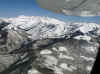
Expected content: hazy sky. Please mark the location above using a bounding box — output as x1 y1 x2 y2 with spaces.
0 0 100 24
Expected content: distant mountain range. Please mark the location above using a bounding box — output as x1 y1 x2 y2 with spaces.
1 15 99 42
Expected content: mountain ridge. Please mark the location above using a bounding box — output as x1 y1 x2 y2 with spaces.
1 15 100 42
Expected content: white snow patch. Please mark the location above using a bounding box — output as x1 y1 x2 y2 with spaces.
86 66 92 71
28 69 40 74
79 23 98 33
44 55 58 66
40 49 52 55
54 67 64 74
59 53 74 60
59 63 73 72
85 46 97 54
58 46 67 51
52 47 58 51
70 65 77 70
74 35 91 41
80 56 95 62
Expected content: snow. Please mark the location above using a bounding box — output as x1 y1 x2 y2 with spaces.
80 56 95 62
40 49 52 55
54 67 64 74
79 23 99 33
58 46 68 51
0 15 99 74
86 66 92 72
7 16 67 39
44 55 58 66
28 69 40 74
59 53 74 60
52 47 58 51
2 15 100 42
74 35 91 41
85 46 98 54
59 63 76 72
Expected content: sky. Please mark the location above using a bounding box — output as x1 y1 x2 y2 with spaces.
0 0 100 24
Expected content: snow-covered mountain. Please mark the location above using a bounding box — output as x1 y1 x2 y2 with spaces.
0 15 100 74
3 15 100 42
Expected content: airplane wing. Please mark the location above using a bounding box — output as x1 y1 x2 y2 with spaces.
37 0 100 16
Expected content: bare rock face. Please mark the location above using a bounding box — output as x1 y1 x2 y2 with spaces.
0 16 100 74
37 0 100 16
